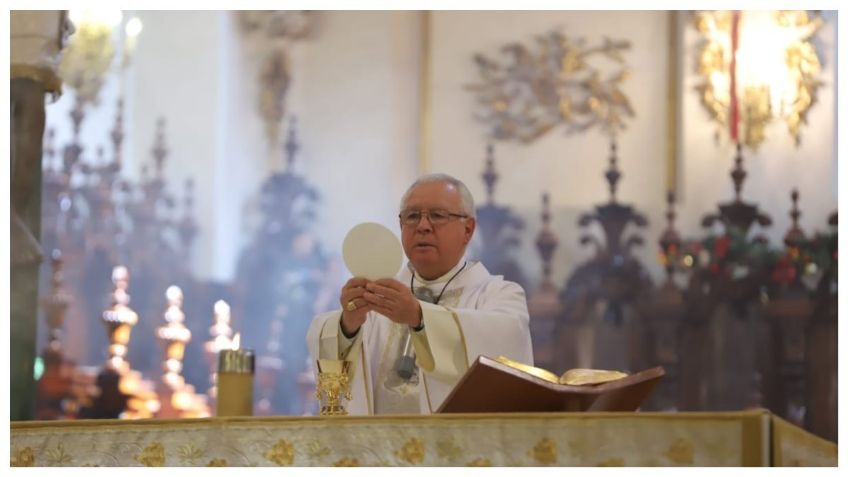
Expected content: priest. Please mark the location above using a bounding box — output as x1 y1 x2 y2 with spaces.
306 173 533 414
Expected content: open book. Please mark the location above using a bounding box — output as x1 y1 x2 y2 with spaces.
437 355 665 413
493 356 631 386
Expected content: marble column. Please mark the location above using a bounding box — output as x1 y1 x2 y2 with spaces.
10 10 70 420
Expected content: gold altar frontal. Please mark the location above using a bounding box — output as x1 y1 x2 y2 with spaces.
10 410 836 467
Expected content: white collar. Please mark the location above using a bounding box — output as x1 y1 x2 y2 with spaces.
409 258 468 286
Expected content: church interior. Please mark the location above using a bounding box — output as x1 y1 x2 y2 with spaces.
9 9 839 466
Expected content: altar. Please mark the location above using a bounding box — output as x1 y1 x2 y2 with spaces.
10 410 836 466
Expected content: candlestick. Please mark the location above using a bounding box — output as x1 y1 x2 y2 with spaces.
204 300 234 402
217 347 255 417
101 266 138 374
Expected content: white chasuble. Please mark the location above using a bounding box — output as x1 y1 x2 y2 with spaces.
306 260 534 415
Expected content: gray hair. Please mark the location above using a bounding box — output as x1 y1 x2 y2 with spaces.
399 173 476 218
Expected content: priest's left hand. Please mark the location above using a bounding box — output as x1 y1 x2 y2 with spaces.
362 279 422 327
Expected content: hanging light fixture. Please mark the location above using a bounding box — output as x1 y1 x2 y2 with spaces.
59 9 143 105
694 10 823 150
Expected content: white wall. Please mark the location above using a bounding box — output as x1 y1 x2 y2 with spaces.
428 11 673 289
292 11 423 260
138 11 425 281
427 11 837 291
130 11 231 280
46 10 837 289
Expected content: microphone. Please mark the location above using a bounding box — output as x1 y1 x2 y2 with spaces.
394 327 416 380
396 261 467 382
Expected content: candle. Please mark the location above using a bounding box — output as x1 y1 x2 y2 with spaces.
216 335 255 417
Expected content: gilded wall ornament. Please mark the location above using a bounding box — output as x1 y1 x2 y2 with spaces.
694 11 823 149
11 446 35 467
133 442 165 467
45 444 73 466
238 11 312 40
238 11 314 150
259 51 291 149
394 437 425 464
58 11 142 105
264 439 295 466
466 30 634 143
58 12 116 105
529 436 558 465
664 437 695 465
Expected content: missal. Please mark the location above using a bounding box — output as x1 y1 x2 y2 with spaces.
437 355 665 413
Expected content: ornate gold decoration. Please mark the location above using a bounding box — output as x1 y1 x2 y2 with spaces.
238 11 313 152
264 439 295 466
10 409 835 467
238 11 311 40
694 11 823 149
158 286 191 381
467 30 634 142
45 444 73 466
315 359 353 416
102 266 139 374
59 10 142 105
176 443 203 464
11 446 35 467
333 457 360 467
155 285 209 418
435 437 463 461
529 437 558 465
394 437 425 465
467 457 492 466
134 442 165 467
305 440 331 459
664 437 695 465
207 458 228 466
58 10 118 103
259 50 291 149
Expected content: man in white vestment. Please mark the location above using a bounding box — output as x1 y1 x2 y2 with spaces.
306 173 533 414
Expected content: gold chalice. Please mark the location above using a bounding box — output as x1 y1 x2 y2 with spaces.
315 359 353 416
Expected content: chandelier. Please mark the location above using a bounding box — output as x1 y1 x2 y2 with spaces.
694 11 823 150
59 9 143 105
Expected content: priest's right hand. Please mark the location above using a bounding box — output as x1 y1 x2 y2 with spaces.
339 277 372 337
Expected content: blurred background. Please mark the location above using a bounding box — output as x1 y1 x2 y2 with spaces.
10 10 838 441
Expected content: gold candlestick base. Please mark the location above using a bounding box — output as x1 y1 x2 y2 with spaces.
315 359 353 416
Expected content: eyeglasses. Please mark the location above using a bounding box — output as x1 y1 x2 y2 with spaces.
399 209 469 226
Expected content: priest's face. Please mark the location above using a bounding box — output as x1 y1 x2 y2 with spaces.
399 181 476 280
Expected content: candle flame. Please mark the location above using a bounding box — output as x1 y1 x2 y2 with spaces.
232 333 240 350
213 299 230 316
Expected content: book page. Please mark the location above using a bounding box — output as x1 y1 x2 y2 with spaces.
558 368 629 386
494 356 629 386
494 356 560 384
